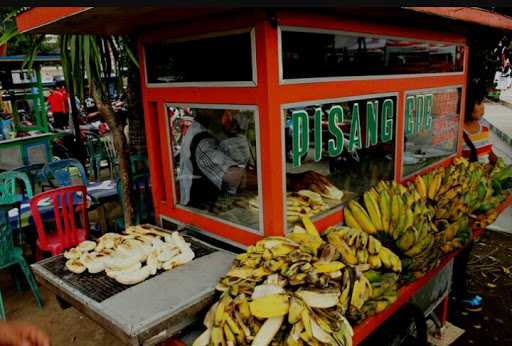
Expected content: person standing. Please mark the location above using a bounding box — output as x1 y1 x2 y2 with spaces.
47 85 66 129
58 82 71 126
453 77 497 312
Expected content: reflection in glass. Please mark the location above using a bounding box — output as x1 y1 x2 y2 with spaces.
282 30 464 80
146 32 253 84
167 105 260 230
284 95 396 228
402 88 461 177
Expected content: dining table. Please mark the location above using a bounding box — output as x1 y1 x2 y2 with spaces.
7 179 118 231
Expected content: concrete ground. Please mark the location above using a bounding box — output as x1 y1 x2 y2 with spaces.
484 99 512 234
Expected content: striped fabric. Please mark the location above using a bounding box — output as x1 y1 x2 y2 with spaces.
462 123 492 163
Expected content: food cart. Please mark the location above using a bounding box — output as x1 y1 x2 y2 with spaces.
0 55 61 170
16 6 512 345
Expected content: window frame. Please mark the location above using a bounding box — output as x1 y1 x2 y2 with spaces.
143 28 258 88
278 25 465 85
163 102 264 235
280 91 400 231
400 85 463 180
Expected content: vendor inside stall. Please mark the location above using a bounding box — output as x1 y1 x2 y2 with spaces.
170 106 260 228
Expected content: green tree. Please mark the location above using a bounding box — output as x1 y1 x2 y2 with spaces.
0 8 57 55
59 34 138 226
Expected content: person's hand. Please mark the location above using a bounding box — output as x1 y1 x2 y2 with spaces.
223 166 245 192
245 169 258 189
0 321 50 346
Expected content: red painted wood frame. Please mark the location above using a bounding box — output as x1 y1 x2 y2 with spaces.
137 9 469 245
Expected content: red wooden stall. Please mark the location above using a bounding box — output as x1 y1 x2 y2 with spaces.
16 6 512 345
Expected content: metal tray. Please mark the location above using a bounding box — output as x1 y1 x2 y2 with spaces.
40 236 217 303
32 227 236 345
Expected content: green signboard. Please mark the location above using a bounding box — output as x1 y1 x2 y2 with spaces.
404 93 434 136
290 96 396 167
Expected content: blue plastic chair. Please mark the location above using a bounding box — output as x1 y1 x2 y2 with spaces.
14 163 46 192
41 159 89 187
0 207 43 319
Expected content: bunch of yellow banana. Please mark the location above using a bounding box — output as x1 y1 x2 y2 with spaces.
348 271 399 322
439 218 472 254
324 226 401 273
344 182 428 241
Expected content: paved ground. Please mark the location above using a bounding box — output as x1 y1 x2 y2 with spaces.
484 99 512 234
499 87 512 107
450 230 512 346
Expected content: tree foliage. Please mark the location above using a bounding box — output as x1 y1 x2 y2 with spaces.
59 34 139 226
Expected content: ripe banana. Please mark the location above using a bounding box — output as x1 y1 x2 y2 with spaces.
414 175 427 199
364 191 383 231
390 194 401 233
348 200 377 234
343 208 363 231
378 190 391 233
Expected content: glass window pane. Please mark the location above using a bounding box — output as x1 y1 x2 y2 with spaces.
281 30 464 80
284 95 396 228
167 104 260 231
402 87 461 177
146 32 254 84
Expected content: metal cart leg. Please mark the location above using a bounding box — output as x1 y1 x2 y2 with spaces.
440 296 449 325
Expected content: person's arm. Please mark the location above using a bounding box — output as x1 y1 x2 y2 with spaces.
0 321 50 346
195 137 244 192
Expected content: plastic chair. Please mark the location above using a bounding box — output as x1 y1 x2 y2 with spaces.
130 155 153 224
0 171 34 238
101 133 118 179
83 131 111 181
0 207 43 319
113 178 153 231
0 171 33 205
41 159 89 187
30 185 89 259
13 163 45 192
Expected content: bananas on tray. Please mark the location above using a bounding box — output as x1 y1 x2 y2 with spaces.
194 218 402 346
64 226 194 285
247 190 332 224
286 190 330 224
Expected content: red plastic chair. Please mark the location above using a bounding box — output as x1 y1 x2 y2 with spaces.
30 185 89 259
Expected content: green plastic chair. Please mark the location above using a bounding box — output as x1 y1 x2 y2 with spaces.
0 207 43 319
130 155 153 224
0 171 34 237
101 134 119 179
83 131 111 181
0 171 33 205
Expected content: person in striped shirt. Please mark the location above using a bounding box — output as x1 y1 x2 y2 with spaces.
462 78 497 165
453 78 497 313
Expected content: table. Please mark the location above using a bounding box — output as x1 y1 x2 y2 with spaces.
8 179 117 230
0 133 55 171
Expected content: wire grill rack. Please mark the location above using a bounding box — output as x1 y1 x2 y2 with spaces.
41 236 218 302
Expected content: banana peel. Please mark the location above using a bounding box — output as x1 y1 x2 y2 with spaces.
249 294 289 318
296 289 340 308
